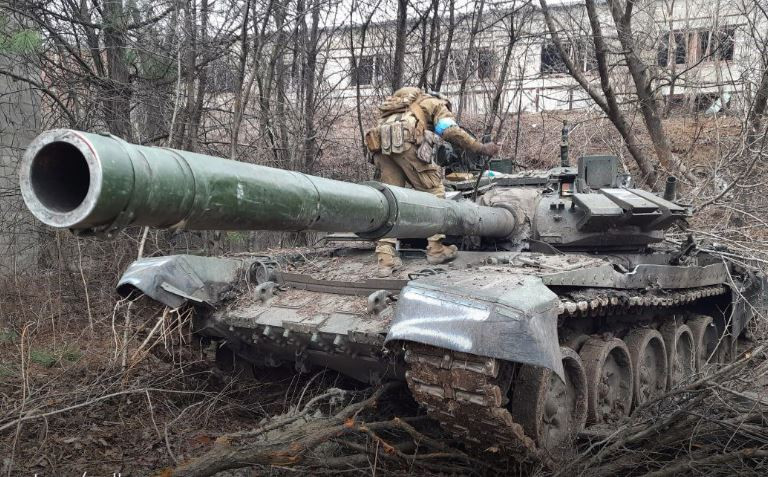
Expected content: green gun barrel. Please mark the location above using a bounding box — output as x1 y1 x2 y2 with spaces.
19 129 516 239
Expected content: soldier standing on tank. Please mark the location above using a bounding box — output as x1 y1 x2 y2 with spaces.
364 87 500 277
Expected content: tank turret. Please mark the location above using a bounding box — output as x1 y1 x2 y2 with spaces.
22 130 687 254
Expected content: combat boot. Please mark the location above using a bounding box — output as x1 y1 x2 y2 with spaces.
426 236 458 265
375 240 402 277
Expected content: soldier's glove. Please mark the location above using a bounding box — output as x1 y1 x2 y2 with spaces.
476 142 501 157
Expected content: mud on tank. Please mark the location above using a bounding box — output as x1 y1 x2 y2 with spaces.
20 129 768 462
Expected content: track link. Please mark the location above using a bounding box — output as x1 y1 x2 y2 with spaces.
404 344 545 464
403 284 729 465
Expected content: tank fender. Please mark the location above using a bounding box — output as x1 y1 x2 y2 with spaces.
385 274 564 380
117 255 251 308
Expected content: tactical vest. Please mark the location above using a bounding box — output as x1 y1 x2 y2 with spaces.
365 91 428 155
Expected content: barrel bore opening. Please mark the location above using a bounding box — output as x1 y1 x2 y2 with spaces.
30 142 90 213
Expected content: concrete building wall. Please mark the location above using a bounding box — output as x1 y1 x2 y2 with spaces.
315 0 762 115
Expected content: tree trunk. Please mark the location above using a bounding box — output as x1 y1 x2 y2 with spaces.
606 0 695 184
434 0 454 91
429 0 441 88
230 0 252 159
103 0 133 140
256 0 284 165
749 67 768 145
350 0 376 154
391 0 407 91
303 0 321 171
187 0 209 151
173 0 197 148
484 13 518 138
419 0 439 89
456 0 485 121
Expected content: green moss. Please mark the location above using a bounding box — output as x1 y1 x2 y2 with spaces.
28 346 82 368
61 346 83 363
0 17 41 54
7 29 41 53
0 363 15 378
29 349 57 368
227 231 246 244
0 328 18 344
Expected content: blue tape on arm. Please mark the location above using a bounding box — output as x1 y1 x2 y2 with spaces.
435 118 457 136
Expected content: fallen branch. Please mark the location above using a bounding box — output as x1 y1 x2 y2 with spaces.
0 387 212 434
641 449 768 477
169 382 401 477
561 344 768 476
168 382 487 477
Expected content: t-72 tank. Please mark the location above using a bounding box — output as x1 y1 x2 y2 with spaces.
20 129 767 462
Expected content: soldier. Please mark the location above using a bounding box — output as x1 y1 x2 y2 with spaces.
364 86 500 277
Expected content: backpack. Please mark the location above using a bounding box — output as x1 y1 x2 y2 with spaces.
365 90 428 155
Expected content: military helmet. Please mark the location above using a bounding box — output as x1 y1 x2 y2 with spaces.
427 89 452 111
393 86 422 98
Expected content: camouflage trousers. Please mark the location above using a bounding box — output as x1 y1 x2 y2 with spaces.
374 148 445 256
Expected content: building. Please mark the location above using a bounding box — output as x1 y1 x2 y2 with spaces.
310 0 761 116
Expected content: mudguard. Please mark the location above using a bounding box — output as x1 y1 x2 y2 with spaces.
385 272 564 380
117 255 250 308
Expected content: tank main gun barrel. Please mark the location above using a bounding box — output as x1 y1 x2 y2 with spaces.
20 129 516 239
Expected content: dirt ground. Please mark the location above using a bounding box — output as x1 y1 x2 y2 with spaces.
0 296 267 475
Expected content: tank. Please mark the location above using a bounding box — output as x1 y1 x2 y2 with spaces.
20 129 768 462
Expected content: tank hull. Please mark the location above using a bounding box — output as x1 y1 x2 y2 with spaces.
118 245 763 463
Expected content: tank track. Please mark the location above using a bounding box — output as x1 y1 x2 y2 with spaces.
403 284 729 466
404 344 544 463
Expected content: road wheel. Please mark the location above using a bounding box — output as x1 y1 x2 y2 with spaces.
624 328 667 407
687 315 719 373
661 322 695 389
580 337 633 425
511 347 588 455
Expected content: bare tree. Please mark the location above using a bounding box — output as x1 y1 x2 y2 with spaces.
539 0 660 185
604 0 695 183
303 0 322 171
456 0 486 121
433 0 455 90
484 3 534 137
391 0 407 91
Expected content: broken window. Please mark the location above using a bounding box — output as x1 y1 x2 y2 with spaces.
446 51 468 81
351 56 375 86
350 55 390 87
658 33 670 66
443 48 496 81
477 48 495 79
375 55 391 85
575 40 597 72
540 40 594 74
699 31 711 61
659 28 735 66
713 28 735 61
541 42 567 74
674 32 687 65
